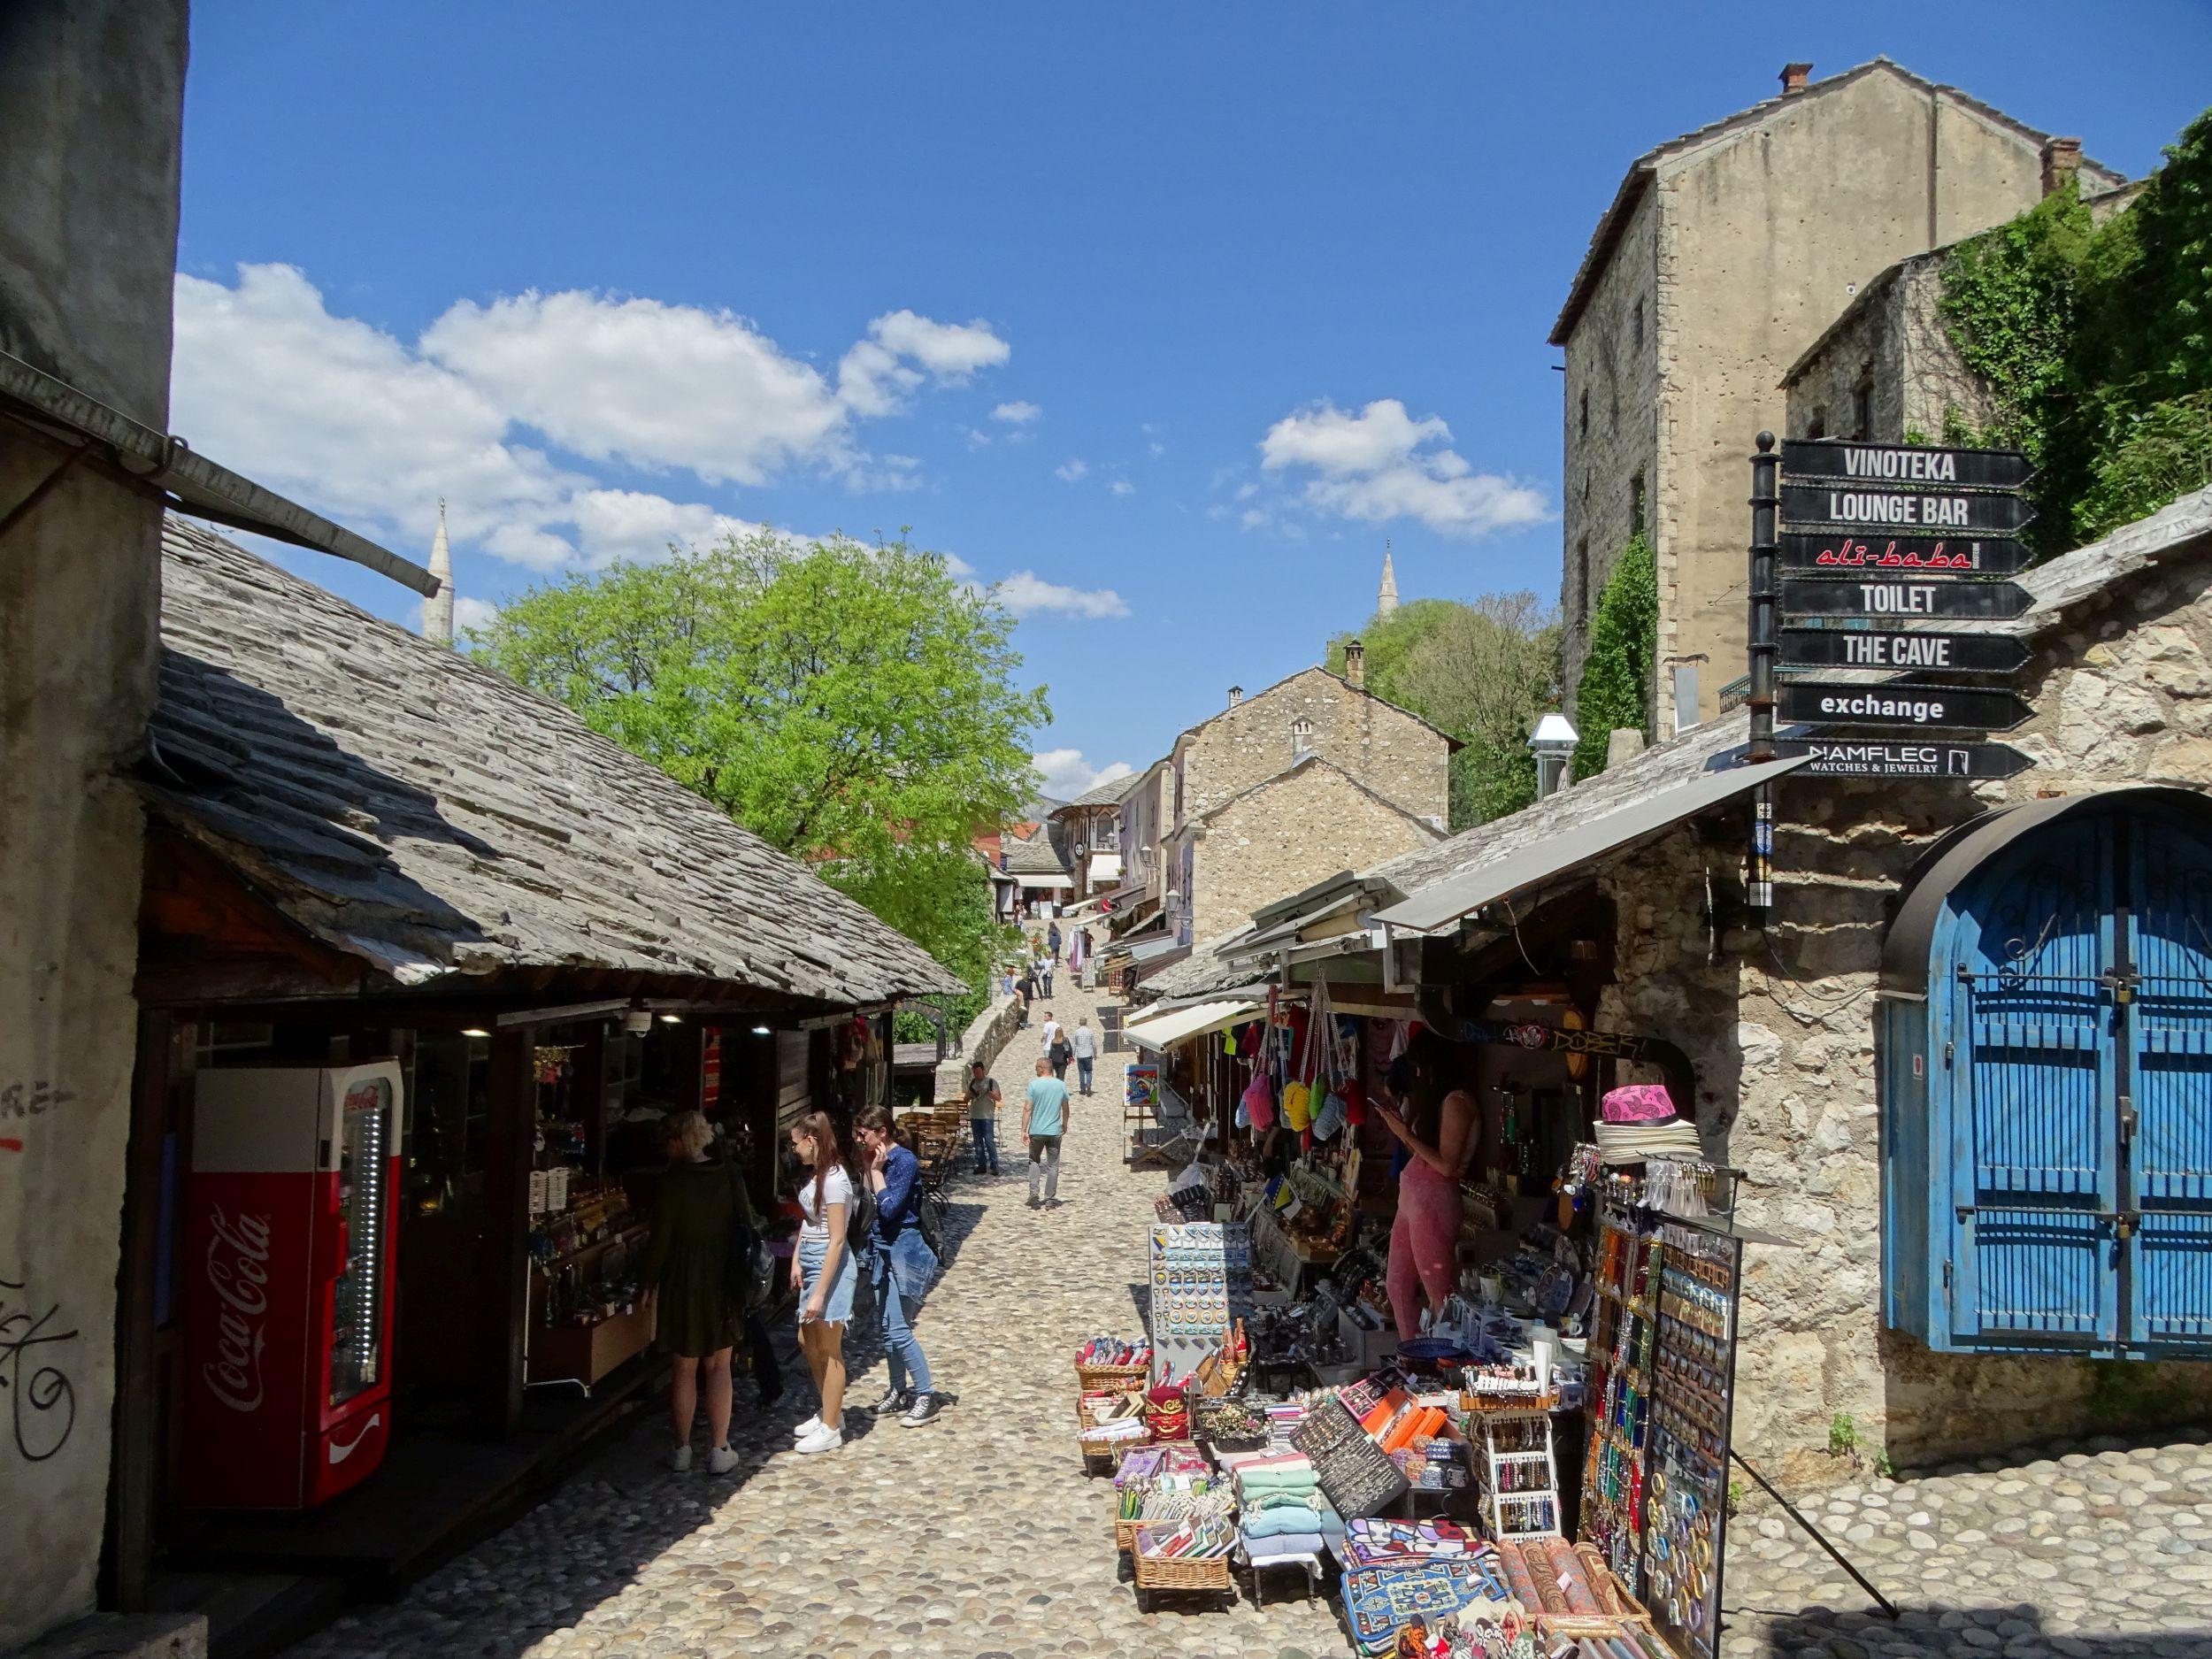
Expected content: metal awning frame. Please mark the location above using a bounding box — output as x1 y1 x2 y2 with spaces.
0 347 437 595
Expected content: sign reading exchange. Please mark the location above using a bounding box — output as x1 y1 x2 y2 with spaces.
1777 681 2032 732
1781 483 2035 534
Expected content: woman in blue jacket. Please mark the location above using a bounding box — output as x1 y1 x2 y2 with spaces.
855 1105 943 1427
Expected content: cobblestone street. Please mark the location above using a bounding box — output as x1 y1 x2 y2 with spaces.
284 981 2212 1659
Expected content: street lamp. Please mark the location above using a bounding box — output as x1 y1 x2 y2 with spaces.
1529 712 1578 801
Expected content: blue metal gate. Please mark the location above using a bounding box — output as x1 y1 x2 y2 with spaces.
1927 805 2212 1356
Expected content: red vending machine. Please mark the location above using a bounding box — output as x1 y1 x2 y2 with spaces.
182 1062 404 1509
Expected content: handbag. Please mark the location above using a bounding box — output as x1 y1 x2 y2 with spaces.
723 1164 768 1311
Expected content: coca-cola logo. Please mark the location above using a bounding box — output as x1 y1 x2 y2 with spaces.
201 1204 273 1413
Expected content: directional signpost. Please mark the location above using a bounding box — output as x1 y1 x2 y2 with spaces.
1778 578 2032 619
1748 434 2041 785
1778 627 2028 675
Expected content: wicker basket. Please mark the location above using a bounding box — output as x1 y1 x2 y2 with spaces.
1077 1359 1149 1392
1131 1538 1235 1610
1114 1516 1145 1553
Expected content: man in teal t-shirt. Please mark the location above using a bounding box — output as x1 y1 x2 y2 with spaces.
1025 1056 1071 1209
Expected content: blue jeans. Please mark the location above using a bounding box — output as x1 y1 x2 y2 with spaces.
972 1117 999 1172
1076 1056 1094 1094
871 1235 936 1396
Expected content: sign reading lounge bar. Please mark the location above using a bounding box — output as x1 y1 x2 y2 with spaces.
1781 482 2035 534
1778 627 2029 675
1778 439 2035 492
1779 577 2032 619
1777 681 2031 732
1778 530 2028 577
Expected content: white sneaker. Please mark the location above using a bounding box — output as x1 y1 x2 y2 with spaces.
706 1445 740 1475
666 1445 693 1472
795 1421 843 1455
791 1418 817 1440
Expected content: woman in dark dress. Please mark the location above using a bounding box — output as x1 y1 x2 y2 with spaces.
643 1110 741 1474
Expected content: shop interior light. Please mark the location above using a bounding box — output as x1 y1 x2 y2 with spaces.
751 1025 772 1036
460 1026 491 1038
658 1012 683 1024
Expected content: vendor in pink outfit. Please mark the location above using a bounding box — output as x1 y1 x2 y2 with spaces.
1374 1029 1478 1340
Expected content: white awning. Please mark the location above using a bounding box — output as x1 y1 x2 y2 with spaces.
1125 998 1260 1052
1087 850 1123 883
1373 754 1809 933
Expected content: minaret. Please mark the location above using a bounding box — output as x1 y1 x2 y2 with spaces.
424 500 455 647
1377 541 1399 618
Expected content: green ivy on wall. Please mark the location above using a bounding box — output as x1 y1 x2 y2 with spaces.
1571 532 1655 782
1939 104 2212 550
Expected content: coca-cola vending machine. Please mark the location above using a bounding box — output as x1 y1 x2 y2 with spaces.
183 1062 403 1509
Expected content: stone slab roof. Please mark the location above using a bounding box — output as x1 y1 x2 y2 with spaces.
1138 925 1263 1002
1059 772 1142 811
145 518 961 1002
1551 58 2124 346
998 823 1072 876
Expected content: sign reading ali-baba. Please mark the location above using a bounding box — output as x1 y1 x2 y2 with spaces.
1778 530 2028 577
1776 681 2031 733
1778 626 2029 675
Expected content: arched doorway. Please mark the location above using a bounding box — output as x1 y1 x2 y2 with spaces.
1879 788 2212 1358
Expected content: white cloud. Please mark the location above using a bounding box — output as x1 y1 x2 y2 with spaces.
172 264 1010 580
1259 397 1551 538
992 400 1042 424
1148 441 1166 457
1032 749 1135 800
453 595 502 635
995 572 1130 618
1240 507 1271 531
1110 479 1135 497
1055 459 1088 482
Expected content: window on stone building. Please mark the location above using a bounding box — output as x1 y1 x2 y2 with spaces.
1630 472 1647 541
1852 373 1874 442
1578 391 1588 438
1291 717 1314 760
1632 298 1645 350
1807 405 1828 441
1576 538 1591 624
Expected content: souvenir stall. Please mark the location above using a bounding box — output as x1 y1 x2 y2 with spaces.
1073 1016 1769 1658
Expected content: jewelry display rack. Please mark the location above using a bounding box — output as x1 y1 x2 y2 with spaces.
1472 1408 1561 1540
1148 1222 1254 1386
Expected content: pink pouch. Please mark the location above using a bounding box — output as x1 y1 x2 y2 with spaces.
1242 1071 1276 1132
1601 1083 1676 1124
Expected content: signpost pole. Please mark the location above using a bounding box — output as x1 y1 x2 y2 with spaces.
1747 432 1779 910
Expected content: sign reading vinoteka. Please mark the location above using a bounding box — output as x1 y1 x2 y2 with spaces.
1778 440 2035 491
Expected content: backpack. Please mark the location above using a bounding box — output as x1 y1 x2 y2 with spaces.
722 1164 772 1311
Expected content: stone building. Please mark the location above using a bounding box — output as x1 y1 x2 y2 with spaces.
1554 58 2124 733
1131 652 1451 952
1048 772 1141 904
1175 484 2212 1470
1782 168 2146 449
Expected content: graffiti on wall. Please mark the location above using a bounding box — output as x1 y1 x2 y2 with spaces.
0 1272 79 1462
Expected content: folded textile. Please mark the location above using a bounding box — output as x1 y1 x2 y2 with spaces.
1248 1490 1324 1513
1244 1508 1325 1540
1237 1467 1320 1492
1244 1529 1326 1558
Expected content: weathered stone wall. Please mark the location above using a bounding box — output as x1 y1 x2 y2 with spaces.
1561 189 1662 714
1786 255 2005 449
1188 762 1440 947
1594 547 2212 1478
1178 669 1448 828
933 991 1022 1107
1117 761 1170 910
0 2 187 1645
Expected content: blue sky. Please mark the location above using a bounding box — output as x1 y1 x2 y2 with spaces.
173 3 2209 798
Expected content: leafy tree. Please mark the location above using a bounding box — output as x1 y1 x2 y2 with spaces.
2072 389 2212 543
1326 593 1561 830
1569 533 1655 783
471 530 1045 1025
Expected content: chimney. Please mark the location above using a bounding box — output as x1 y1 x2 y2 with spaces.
1227 685 1243 708
2041 136 2083 196
1344 640 1365 690
1779 62 1812 96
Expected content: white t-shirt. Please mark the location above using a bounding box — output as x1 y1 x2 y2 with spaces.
1040 1019 1062 1054
797 1163 853 1242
